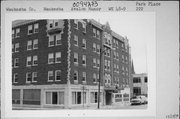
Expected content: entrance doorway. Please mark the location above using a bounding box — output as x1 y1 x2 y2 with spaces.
105 91 112 105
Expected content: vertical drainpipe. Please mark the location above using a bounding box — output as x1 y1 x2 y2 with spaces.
66 19 71 109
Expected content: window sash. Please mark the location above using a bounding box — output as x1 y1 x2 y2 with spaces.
27 40 32 50
48 71 54 81
15 43 19 52
33 56 38 66
48 53 54 64
27 56 32 66
55 52 61 63
32 72 37 82
28 25 33 34
33 39 38 49
55 70 61 81
34 23 39 33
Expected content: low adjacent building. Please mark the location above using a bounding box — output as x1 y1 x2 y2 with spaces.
132 73 148 97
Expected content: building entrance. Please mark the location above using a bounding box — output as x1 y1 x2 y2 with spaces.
105 91 112 105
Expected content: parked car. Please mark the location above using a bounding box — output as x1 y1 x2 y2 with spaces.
131 95 147 105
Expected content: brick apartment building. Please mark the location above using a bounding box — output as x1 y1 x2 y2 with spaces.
12 19 131 108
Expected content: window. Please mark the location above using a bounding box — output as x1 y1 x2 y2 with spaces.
16 28 20 37
56 34 62 45
82 22 86 33
55 70 61 81
90 92 99 103
32 72 37 82
114 51 116 59
74 35 78 46
144 77 148 83
93 58 96 68
12 29 15 38
49 20 53 28
26 72 32 83
45 91 64 105
97 30 100 39
93 28 96 37
116 40 118 48
107 48 110 57
104 60 107 70
96 44 100 54
55 52 61 63
93 73 96 83
33 39 38 49
122 55 124 63
97 59 100 68
55 21 58 26
48 53 54 64
14 58 19 68
133 77 141 83
34 23 39 33
74 53 78 65
26 56 32 67
15 43 19 52
33 55 38 66
117 65 119 73
48 71 54 82
116 52 119 60
82 72 86 82
97 74 99 82
82 39 86 49
28 25 33 34
27 40 32 50
12 44 14 53
74 19 78 29
49 36 55 47
93 43 96 52
82 55 86 66
74 70 78 81
72 92 82 104
114 64 116 71
107 60 110 71
13 73 18 83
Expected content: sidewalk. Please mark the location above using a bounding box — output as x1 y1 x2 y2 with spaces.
12 104 135 110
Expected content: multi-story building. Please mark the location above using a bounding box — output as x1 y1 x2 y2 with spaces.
12 19 131 108
132 73 148 97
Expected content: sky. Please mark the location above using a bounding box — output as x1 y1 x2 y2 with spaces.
97 13 155 74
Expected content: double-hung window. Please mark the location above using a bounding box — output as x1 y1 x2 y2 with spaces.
82 39 86 49
74 70 78 82
34 23 39 33
26 56 32 67
82 55 86 66
48 53 54 64
82 22 86 33
13 73 18 83
16 28 20 37
74 53 78 65
27 40 32 50
14 58 19 68
82 72 86 82
32 72 37 82
26 72 32 83
48 71 54 82
74 35 78 46
28 25 33 35
33 55 38 66
15 43 19 52
33 39 38 49
55 52 61 63
55 70 61 81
